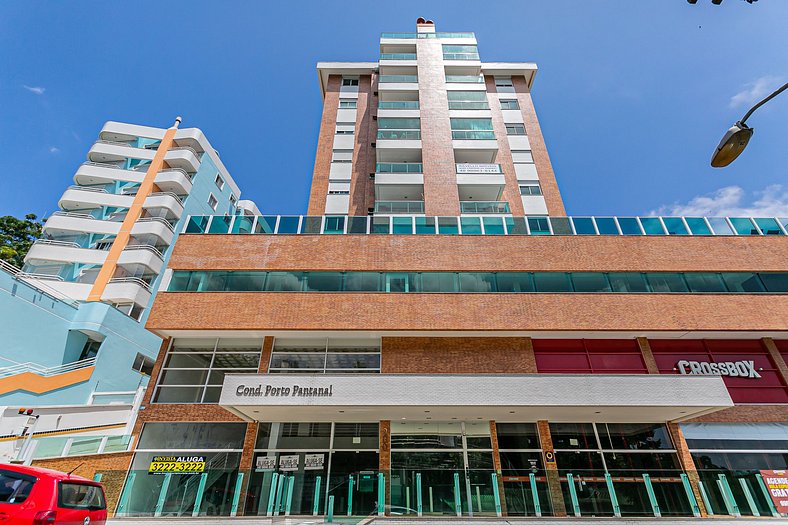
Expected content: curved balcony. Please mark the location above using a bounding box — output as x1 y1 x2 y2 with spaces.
25 240 108 266
58 187 183 219
104 277 152 307
74 163 192 194
87 140 155 164
118 245 164 274
145 192 184 220
44 213 174 246
164 147 200 173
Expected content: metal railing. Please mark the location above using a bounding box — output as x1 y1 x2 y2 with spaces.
0 260 80 308
169 145 200 157
0 357 96 379
50 211 96 220
81 161 127 171
33 239 82 249
124 244 164 259
108 277 152 292
443 53 481 61
376 162 424 173
94 139 135 148
137 216 176 231
67 185 108 193
448 101 490 110
148 191 184 205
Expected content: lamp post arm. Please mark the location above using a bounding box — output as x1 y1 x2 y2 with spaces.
740 82 788 125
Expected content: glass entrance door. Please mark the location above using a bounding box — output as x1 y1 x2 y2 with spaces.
390 421 497 516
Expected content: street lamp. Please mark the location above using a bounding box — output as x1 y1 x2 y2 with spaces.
711 82 788 167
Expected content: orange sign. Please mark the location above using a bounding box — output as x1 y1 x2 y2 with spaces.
761 470 788 514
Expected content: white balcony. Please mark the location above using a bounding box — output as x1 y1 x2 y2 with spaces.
164 147 201 172
73 164 192 195
375 172 424 186
144 192 184 219
377 81 419 91
104 278 152 307
452 140 499 163
376 108 420 119
456 172 506 187
118 245 164 274
379 58 417 67
26 240 108 266
57 188 183 219
44 213 174 246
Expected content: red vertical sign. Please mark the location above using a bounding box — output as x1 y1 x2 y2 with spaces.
760 470 788 514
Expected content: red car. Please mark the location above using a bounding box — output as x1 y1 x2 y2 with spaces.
0 463 107 524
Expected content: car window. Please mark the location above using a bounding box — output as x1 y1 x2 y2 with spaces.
0 470 36 504
58 482 106 510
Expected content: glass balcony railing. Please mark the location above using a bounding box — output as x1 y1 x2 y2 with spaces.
446 75 485 83
380 53 417 60
451 130 496 140
374 201 425 214
381 32 475 39
377 130 421 140
378 101 420 109
443 53 481 61
448 101 490 110
379 75 418 83
460 201 511 214
376 162 424 173
184 215 788 238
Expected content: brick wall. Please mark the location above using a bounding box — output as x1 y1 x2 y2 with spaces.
348 74 377 215
33 452 133 516
167 234 787 273
307 75 342 215
382 337 536 373
486 76 526 216
513 76 565 215
418 36 461 215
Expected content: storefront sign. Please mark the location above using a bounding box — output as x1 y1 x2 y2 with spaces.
676 360 761 379
304 454 325 470
235 384 333 398
761 470 788 514
279 455 299 471
148 456 205 475
255 456 276 471
456 163 501 174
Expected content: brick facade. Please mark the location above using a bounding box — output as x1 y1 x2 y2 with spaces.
348 74 377 215
307 74 341 215
382 337 536 373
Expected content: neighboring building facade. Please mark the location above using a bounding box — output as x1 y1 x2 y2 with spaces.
32 21 788 520
0 119 256 408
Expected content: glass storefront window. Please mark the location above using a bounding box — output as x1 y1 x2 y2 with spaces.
137 423 247 450
497 423 541 450
598 423 674 450
550 423 598 449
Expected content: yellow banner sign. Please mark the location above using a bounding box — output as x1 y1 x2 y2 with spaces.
148 456 206 475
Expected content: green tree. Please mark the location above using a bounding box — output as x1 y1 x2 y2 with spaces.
0 214 44 268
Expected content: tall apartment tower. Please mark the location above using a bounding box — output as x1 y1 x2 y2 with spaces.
0 120 258 407
310 19 564 219
22 120 258 322
27 21 788 520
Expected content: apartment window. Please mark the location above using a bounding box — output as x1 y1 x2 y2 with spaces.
335 123 355 135
377 117 421 140
511 150 534 163
132 352 155 376
506 124 526 135
342 78 359 86
450 118 494 139
495 77 514 88
331 149 353 162
207 194 218 210
214 174 225 190
269 338 381 374
339 100 357 109
500 99 520 110
442 44 480 60
229 195 237 207
154 338 262 403
519 184 543 196
447 91 489 110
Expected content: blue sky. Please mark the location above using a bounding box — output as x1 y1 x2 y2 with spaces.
1 1 786 219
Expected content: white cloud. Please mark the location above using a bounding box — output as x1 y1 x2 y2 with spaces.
729 75 783 109
23 85 46 95
650 185 788 217
49 147 60 154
